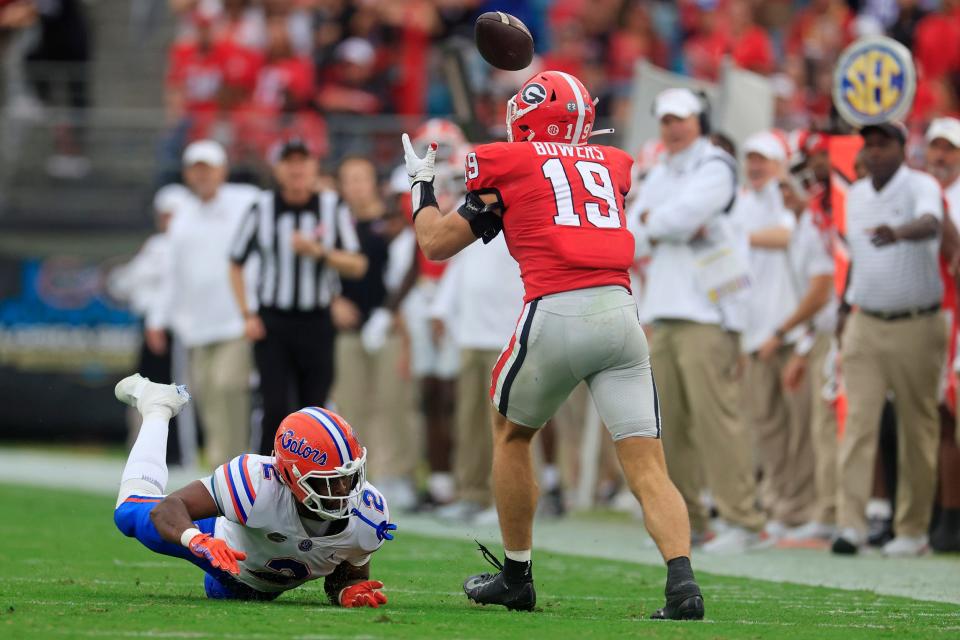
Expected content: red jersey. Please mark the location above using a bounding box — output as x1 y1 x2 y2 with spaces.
465 141 635 302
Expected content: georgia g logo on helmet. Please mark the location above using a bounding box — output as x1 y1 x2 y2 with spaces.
521 83 547 105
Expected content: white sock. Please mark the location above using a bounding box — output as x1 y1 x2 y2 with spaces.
541 465 560 491
866 498 892 520
117 415 170 506
505 549 531 563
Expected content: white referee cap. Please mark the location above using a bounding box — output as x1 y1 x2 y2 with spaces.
926 118 960 148
183 140 227 167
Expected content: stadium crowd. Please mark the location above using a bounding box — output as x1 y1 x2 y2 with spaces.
40 0 960 559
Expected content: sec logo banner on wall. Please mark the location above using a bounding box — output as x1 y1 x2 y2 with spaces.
832 35 916 127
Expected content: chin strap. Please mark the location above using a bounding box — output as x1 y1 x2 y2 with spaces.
588 128 615 138
351 508 397 541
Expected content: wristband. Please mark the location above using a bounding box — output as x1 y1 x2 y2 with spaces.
180 527 202 548
411 180 438 221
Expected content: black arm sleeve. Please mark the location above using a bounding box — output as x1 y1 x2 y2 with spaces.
457 190 504 244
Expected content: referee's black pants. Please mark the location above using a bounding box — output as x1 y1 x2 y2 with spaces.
254 308 336 455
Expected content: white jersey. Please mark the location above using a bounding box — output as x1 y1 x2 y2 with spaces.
201 454 390 594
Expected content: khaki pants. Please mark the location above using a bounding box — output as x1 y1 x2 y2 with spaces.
838 311 947 537
332 332 419 481
745 346 814 526
452 349 499 505
808 333 838 525
651 321 764 533
188 337 251 468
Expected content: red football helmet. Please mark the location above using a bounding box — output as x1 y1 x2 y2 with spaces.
273 407 367 520
506 70 595 145
412 118 469 164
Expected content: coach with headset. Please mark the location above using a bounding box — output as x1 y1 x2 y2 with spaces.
629 88 765 553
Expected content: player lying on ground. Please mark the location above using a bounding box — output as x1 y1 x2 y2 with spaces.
402 70 703 620
113 374 395 604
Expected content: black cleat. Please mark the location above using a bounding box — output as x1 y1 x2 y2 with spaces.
463 541 536 611
831 536 859 555
651 579 704 620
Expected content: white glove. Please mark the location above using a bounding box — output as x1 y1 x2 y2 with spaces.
402 133 439 217
361 308 393 354
401 133 437 186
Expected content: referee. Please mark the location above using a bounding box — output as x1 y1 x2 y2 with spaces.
228 139 367 455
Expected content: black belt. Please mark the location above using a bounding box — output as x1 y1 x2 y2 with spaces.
860 303 940 322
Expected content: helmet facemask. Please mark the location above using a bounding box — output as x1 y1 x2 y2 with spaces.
284 448 367 520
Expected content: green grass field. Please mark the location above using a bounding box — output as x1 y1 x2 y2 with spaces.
2 484 959 640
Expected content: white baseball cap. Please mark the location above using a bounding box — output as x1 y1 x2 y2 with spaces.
336 37 375 66
743 131 786 162
183 140 227 167
654 88 702 119
926 117 960 148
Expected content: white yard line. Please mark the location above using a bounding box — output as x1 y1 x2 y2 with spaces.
3 448 959 605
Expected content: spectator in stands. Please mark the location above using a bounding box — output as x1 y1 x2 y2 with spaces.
728 0 775 76
833 122 947 557
732 131 815 539
316 37 383 115
23 0 91 179
911 1 960 82
146 141 261 467
165 11 258 142
233 14 321 166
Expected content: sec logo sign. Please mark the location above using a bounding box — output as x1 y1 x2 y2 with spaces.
832 35 916 126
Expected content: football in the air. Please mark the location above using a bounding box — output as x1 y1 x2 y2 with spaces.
474 11 534 71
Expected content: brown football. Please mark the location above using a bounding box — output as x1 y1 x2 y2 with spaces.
474 11 534 71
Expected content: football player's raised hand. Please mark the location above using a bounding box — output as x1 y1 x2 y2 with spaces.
401 133 437 187
339 580 388 608
186 533 246 576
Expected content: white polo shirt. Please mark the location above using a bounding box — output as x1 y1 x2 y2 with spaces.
943 176 960 230
845 165 943 312
731 179 802 353
148 183 261 348
789 210 838 336
630 137 745 330
429 234 525 351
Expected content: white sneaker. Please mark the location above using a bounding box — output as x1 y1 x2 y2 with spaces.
882 535 929 557
763 520 789 542
115 374 190 420
784 521 836 541
473 506 500 526
701 525 762 553
376 478 417 512
435 500 487 522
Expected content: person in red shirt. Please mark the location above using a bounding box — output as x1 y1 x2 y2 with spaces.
401 71 704 620
166 12 259 140
234 15 319 162
912 5 960 82
728 0 774 75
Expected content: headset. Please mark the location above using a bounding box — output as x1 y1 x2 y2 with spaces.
694 89 712 135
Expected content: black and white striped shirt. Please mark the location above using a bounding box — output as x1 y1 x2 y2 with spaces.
229 190 360 311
